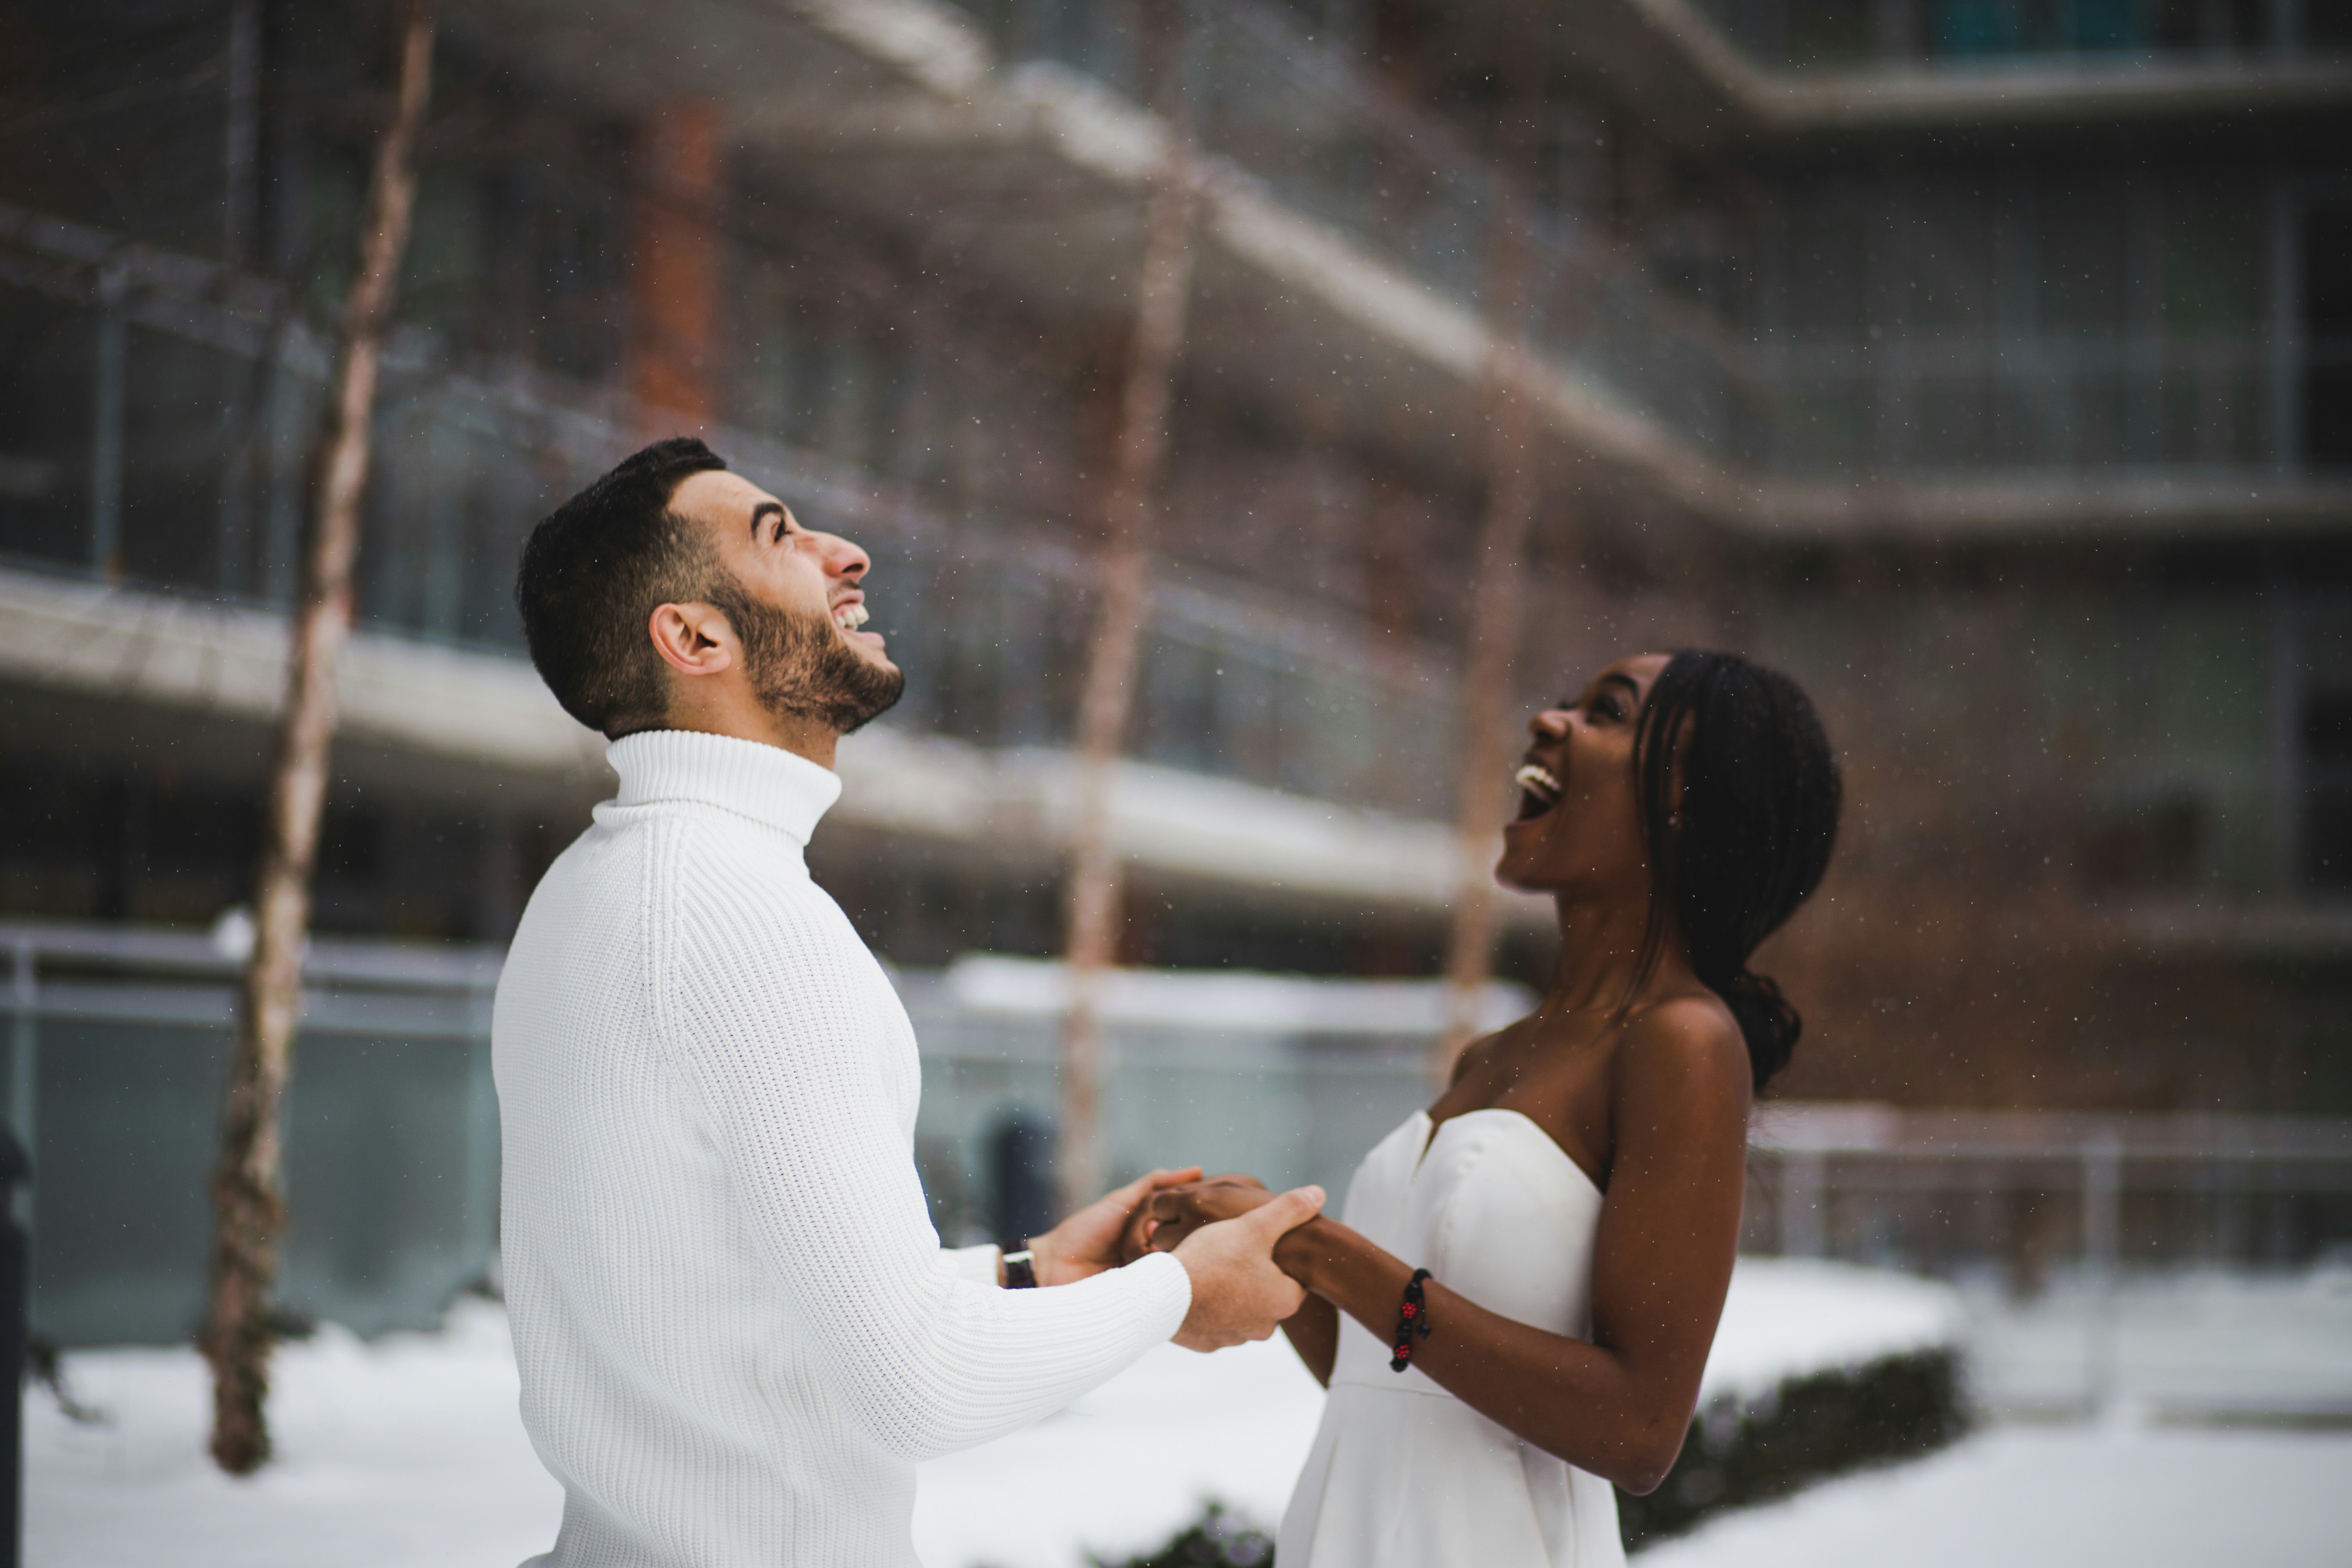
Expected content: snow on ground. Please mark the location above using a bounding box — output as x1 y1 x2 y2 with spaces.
28 1298 560 1568
913 1333 1323 1568
1701 1257 1965 1403
911 1257 1966 1568
47 1259 2352 1568
1638 1420 2352 1568
1961 1264 2352 1415
27 1257 1962 1568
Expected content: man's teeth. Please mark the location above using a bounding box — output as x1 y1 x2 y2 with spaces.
1514 763 1562 802
833 603 869 631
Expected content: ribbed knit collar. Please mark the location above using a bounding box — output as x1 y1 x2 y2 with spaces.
605 729 842 846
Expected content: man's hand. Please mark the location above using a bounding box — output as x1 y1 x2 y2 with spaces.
1026 1167 1203 1286
1168 1185 1325 1352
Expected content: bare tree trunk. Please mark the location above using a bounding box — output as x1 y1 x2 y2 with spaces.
1436 21 1547 1084
1058 163 1198 1217
1435 315 1538 1082
204 0 436 1476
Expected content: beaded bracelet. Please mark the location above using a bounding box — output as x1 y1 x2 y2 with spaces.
1389 1268 1433 1372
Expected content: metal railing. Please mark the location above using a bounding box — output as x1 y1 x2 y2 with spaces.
1748 1101 2352 1277
1749 1102 2352 1414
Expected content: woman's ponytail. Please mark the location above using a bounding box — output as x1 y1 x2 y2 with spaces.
1630 652 1841 1094
1716 969 1801 1092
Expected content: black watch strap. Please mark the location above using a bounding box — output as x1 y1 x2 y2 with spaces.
1002 1249 1038 1289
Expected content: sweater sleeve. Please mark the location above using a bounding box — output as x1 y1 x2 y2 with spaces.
941 1244 1002 1287
656 828 1191 1462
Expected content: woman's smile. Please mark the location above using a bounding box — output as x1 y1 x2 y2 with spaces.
1512 760 1563 824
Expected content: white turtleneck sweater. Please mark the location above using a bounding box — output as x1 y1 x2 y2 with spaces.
494 730 1192 1567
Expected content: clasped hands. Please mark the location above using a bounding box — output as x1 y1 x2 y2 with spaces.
1118 1173 1293 1265
1024 1167 1321 1352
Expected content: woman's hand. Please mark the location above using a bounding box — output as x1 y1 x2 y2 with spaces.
1143 1175 1274 1255
1029 1166 1202 1285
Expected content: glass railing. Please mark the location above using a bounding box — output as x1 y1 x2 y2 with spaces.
16 921 2349 1346
1752 333 2278 474
948 0 2345 486
0 207 1461 821
0 922 1476 1343
953 0 1761 459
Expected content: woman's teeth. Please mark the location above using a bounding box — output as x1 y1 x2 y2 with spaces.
832 603 870 632
1512 762 1563 824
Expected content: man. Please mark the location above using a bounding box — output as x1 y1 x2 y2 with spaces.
497 437 1320 1566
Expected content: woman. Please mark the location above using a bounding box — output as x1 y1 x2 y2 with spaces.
1145 649 1841 1566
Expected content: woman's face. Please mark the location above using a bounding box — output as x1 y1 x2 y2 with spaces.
1494 653 1671 897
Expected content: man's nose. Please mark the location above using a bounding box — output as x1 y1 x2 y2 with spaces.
815 530 870 582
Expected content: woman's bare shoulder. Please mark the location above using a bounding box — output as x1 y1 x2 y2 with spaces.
1615 992 1750 1119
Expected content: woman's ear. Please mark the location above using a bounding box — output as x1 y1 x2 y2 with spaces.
647 600 737 680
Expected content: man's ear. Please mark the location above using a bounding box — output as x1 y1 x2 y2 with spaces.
647 601 736 680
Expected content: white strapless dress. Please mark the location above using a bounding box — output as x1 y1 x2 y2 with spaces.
1277 1109 1625 1568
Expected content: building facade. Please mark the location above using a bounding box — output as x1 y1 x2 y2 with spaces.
1 0 2346 1139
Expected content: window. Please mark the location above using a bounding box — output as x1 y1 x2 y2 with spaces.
2302 202 2352 470
2305 689 2352 892
2302 605 2352 894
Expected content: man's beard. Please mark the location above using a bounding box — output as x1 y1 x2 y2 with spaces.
713 584 905 735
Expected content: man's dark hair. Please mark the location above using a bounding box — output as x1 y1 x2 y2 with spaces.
517 438 729 739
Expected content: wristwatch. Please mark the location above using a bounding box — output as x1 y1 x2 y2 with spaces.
1001 1249 1039 1289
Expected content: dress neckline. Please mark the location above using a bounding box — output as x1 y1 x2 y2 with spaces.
1409 1107 1604 1199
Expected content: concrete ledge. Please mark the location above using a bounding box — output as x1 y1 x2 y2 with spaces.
0 567 602 774
1751 473 2352 542
0 567 1539 919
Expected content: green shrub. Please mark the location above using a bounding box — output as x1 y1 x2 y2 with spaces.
1090 1502 1272 1568
1617 1347 1970 1550
1084 1347 1967 1564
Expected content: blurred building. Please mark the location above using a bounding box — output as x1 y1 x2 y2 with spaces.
1 0 2347 1159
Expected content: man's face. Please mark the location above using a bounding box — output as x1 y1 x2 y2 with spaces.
668 469 904 732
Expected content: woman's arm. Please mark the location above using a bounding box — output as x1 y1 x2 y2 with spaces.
1158 999 1751 1491
1279 1294 1340 1387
